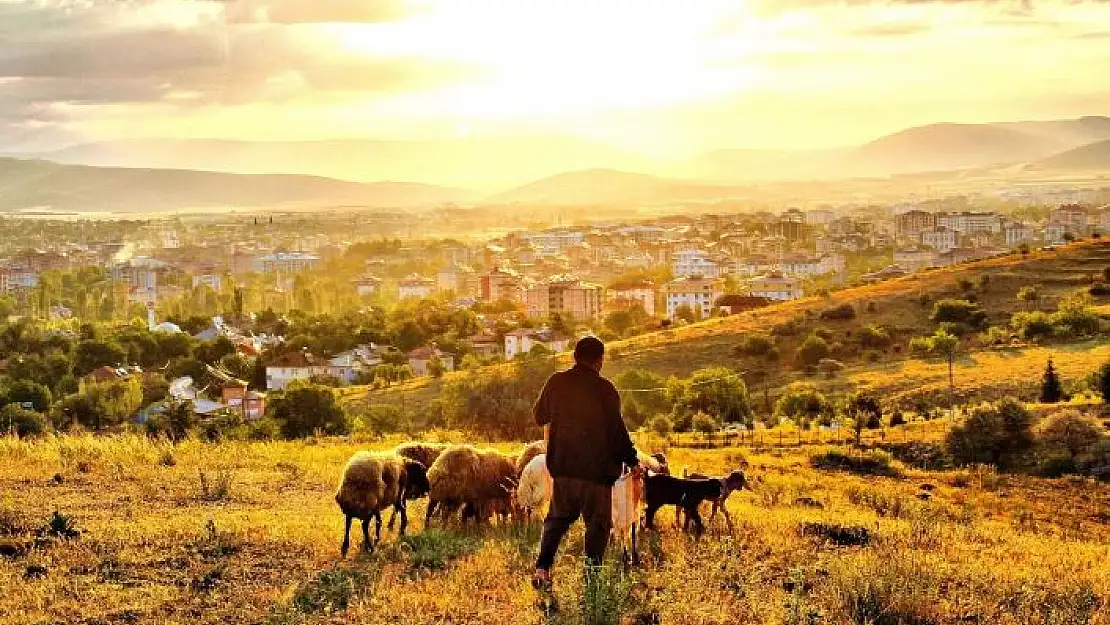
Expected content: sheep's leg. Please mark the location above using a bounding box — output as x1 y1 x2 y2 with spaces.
398 502 409 536
719 504 734 533
630 522 640 568
425 500 438 529
689 507 705 538
374 511 383 544
645 505 660 531
386 508 397 531
361 518 372 553
341 515 353 558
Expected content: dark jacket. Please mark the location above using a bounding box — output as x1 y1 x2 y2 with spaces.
534 363 638 485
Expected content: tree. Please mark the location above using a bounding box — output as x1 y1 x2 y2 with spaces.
614 369 670 417
249 358 267 391
1017 286 1040 311
915 329 959 410
674 304 697 324
648 414 673 438
427 355 447 378
691 412 720 435
1 403 46 437
1 379 53 412
931 299 986 328
946 397 1034 468
1097 360 1110 405
775 382 832 425
73 339 127 377
81 377 143 431
846 392 883 446
1037 410 1103 459
670 367 751 425
268 385 348 438
1040 358 1064 404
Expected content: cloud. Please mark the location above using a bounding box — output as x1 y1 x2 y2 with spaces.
218 0 416 24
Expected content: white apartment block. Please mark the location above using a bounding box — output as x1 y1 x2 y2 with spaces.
745 274 803 301
935 212 1002 234
672 249 720 278
919 227 958 252
664 276 724 319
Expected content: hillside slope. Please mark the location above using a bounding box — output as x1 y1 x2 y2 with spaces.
352 240 1110 415
0 158 472 212
1029 139 1110 170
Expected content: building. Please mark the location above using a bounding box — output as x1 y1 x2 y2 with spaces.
893 247 936 272
192 274 222 291
526 278 603 321
672 249 720 278
805 209 836 226
353 275 382 297
259 252 319 274
503 328 572 359
605 280 656 317
526 230 586 256
1045 222 1069 244
465 333 502 359
919 226 958 252
1049 205 1088 232
780 253 843 277
1004 223 1035 246
397 274 435 300
407 346 455 376
480 267 524 303
437 264 477 297
111 257 166 303
935 212 1001 234
264 351 330 390
896 210 936 236
221 386 266 420
745 274 803 301
664 276 724 319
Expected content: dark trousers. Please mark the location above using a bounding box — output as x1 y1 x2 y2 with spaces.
536 477 612 571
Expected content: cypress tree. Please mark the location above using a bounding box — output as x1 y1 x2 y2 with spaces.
1040 357 1063 404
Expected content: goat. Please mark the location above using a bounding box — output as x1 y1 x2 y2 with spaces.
675 469 749 532
611 465 647 567
644 473 725 537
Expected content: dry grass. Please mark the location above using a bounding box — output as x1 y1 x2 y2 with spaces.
2 433 1108 625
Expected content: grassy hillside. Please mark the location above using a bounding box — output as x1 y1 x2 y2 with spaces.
2 434 1107 624
350 240 1110 417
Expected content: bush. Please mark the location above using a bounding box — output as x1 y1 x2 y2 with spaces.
735 333 775 357
796 334 830 367
856 325 891 349
816 359 845 378
648 414 673 437
771 317 804 337
931 299 986 327
267 385 349 439
1037 453 1079 478
670 367 751 424
775 382 832 424
810 449 899 477
879 441 952 470
0 404 46 437
946 398 1034 469
361 405 406 436
1036 409 1104 459
819 303 856 321
1088 283 1110 296
1010 310 1055 340
691 412 720 434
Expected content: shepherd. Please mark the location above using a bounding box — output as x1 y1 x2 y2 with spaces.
531 336 640 592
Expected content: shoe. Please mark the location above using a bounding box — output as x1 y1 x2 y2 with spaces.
532 568 553 592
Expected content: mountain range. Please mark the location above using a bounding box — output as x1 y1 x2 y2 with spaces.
4 115 1110 212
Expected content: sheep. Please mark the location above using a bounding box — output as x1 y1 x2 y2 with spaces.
644 474 724 537
425 445 518 527
515 439 546 478
386 442 449 530
517 453 553 521
335 452 430 557
674 469 749 532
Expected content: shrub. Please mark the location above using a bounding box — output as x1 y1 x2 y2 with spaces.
1010 311 1054 340
670 367 751 424
776 383 832 423
810 448 899 477
816 359 845 379
735 333 775 357
819 303 856 321
648 414 673 437
946 398 1034 469
879 441 952 470
772 317 804 337
1039 358 1064 404
856 324 891 349
1036 409 1104 459
267 385 349 439
1088 283 1110 296
0 404 46 437
931 299 986 327
691 412 720 434
796 334 830 367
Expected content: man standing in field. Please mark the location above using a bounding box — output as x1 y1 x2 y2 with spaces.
532 336 639 590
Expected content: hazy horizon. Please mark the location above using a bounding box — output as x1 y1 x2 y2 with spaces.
3 0 1110 157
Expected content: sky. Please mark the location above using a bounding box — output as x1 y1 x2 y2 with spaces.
1 0 1109 156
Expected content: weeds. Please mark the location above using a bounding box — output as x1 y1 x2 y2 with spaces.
198 468 233 501
395 529 479 573
810 448 901 477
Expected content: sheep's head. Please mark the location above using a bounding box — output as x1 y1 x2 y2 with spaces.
724 470 748 492
404 460 431 499
650 453 670 475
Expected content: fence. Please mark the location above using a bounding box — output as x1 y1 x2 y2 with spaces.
660 419 951 451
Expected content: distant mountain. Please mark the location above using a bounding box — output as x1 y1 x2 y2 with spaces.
685 116 1110 181
41 136 652 191
1029 139 1110 170
488 168 751 206
0 158 474 213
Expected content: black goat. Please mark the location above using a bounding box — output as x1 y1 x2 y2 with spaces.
644 474 724 536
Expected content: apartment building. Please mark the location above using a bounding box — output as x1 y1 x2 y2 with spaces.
526 278 603 321
664 276 724 319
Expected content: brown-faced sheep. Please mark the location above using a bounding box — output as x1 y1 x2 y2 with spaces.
425 445 518 526
386 442 449 530
335 452 430 557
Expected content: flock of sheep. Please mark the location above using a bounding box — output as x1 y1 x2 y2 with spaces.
334 441 750 560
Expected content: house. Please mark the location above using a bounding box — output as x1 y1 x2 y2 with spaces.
1044 222 1069 244
893 247 936 272
192 274 222 291
526 277 603 321
919 226 958 252
745 273 803 302
407 346 455 376
221 386 267 420
672 249 720 278
1049 205 1088 232
504 328 572 359
437 264 477 296
397 274 435 300
258 252 319 274
480 267 524 303
465 333 502 359
1004 223 1035 246
353 275 382 297
264 351 330 390
664 276 725 319
605 280 656 316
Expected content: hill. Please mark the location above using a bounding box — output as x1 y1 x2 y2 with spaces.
40 136 652 191
487 168 752 205
0 158 473 213
351 240 1110 416
1029 139 1110 171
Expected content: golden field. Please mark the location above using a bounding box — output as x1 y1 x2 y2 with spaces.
2 433 1108 625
